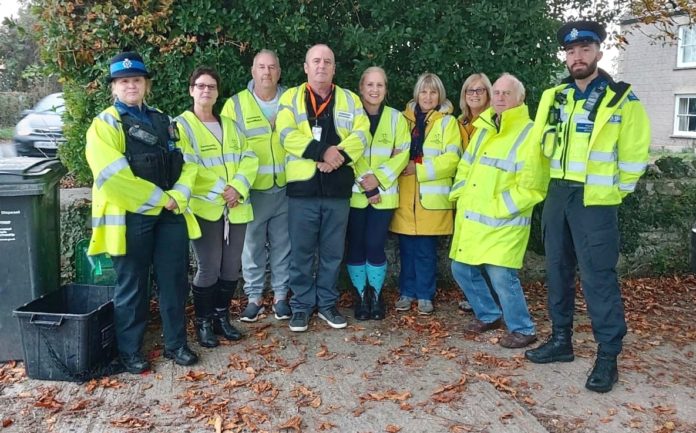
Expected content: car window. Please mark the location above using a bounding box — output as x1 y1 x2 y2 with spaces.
33 93 65 114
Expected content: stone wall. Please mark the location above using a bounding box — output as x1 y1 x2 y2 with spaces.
60 159 696 287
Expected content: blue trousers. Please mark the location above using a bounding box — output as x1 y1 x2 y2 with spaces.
346 206 394 266
288 197 350 313
397 234 438 301
542 180 626 355
111 211 190 354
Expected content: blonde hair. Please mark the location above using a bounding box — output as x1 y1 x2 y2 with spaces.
412 72 446 106
359 66 388 89
459 73 492 120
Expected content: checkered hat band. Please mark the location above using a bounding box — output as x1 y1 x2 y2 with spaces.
110 60 147 75
565 30 601 44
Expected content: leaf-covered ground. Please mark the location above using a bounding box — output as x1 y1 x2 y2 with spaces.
1 275 694 433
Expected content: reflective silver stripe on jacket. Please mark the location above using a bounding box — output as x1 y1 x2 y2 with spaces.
369 147 393 157
464 210 530 227
98 112 120 129
91 214 126 228
423 159 436 181
619 162 647 173
96 157 129 189
172 183 192 201
258 164 285 174
619 182 637 192
135 188 164 213
233 173 251 190
451 179 466 192
420 185 450 195
567 161 586 172
585 174 618 186
378 165 398 184
589 150 616 162
175 116 201 156
478 122 533 173
502 190 519 215
231 94 271 137
463 129 488 164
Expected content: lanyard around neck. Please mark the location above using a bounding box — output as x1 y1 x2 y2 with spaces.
307 84 334 119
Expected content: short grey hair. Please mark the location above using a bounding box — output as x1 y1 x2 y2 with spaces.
253 49 280 69
497 73 525 104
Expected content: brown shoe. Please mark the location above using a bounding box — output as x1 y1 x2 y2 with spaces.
464 318 501 334
500 332 537 349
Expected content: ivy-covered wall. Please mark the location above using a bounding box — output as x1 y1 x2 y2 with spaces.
59 158 696 285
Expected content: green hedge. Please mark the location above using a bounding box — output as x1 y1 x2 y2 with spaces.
34 0 561 184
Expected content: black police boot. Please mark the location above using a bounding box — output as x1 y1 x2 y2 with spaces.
164 344 199 366
354 287 371 321
214 280 243 341
369 286 385 320
525 328 574 363
192 284 219 348
585 352 619 393
119 352 150 374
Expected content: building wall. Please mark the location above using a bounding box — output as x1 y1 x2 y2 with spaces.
618 16 696 152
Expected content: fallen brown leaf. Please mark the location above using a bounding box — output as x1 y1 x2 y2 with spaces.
277 415 302 432
386 424 401 432
2 419 13 428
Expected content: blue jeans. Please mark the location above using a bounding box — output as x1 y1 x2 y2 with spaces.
398 235 438 301
451 261 535 335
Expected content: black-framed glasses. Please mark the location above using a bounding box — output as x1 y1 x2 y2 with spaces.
466 88 486 96
193 83 217 91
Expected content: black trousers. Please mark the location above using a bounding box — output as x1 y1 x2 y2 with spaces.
542 180 627 355
111 211 190 354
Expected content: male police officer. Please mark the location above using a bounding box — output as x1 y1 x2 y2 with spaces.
525 21 651 393
222 49 291 322
276 44 369 332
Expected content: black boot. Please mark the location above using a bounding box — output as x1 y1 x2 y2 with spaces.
369 286 385 320
192 284 219 348
585 353 619 393
525 328 574 364
354 287 371 321
214 280 243 341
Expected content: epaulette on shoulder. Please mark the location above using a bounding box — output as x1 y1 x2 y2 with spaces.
606 81 631 108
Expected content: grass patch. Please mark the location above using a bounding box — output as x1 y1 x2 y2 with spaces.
0 127 13 140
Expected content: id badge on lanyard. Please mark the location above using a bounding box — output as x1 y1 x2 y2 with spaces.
312 124 322 141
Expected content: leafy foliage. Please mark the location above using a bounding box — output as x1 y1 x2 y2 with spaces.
34 0 560 183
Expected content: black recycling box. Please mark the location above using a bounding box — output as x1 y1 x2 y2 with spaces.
13 284 116 382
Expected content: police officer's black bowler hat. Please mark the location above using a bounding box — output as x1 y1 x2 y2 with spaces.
557 20 607 49
108 51 151 82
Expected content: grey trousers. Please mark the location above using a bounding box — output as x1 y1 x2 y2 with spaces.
191 215 246 287
288 196 350 313
241 189 291 300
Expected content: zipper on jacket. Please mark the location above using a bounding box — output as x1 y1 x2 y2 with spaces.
560 99 578 180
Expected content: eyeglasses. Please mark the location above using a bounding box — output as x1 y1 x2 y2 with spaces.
193 83 217 91
466 88 486 96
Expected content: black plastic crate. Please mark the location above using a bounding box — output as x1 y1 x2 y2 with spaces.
13 284 116 381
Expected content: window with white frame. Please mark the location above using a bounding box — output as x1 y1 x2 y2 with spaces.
674 95 696 137
677 25 696 67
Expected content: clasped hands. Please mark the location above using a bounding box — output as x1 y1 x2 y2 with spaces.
222 185 241 208
317 145 344 173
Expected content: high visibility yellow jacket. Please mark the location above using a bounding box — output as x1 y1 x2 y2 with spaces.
535 73 651 205
389 100 462 236
86 105 200 256
276 83 369 182
449 104 547 268
221 82 287 190
175 110 258 223
351 106 410 209
457 114 479 150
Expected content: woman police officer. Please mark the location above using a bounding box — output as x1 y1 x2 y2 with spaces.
85 51 200 373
